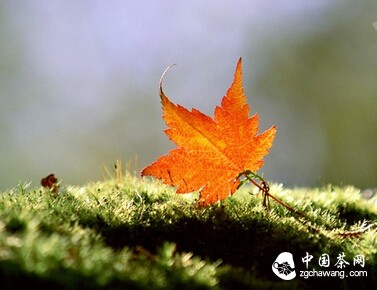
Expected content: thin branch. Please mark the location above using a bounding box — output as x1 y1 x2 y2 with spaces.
238 170 304 216
336 223 375 238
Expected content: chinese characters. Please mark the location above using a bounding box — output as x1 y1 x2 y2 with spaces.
301 252 365 269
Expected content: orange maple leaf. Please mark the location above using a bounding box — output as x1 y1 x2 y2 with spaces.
141 58 277 206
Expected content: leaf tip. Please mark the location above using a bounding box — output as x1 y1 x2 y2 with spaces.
271 124 277 131
237 57 243 72
237 57 242 70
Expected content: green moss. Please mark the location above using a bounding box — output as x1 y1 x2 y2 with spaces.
0 175 376 289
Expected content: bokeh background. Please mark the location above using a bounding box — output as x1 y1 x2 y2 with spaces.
1 0 376 191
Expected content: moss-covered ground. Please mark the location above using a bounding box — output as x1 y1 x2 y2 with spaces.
0 172 376 289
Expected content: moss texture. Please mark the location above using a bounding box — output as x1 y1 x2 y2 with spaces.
0 174 376 289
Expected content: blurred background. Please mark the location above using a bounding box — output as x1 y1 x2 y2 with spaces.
1 0 376 191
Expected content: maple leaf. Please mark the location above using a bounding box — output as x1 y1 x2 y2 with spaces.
141 58 277 206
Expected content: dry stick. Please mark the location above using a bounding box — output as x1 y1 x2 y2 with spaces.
337 223 375 238
241 173 321 233
242 172 304 217
239 171 375 237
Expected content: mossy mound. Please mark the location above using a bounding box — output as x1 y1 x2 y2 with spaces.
0 174 376 289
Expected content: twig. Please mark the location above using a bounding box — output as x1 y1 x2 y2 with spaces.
237 170 304 216
336 223 375 238
236 170 374 239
